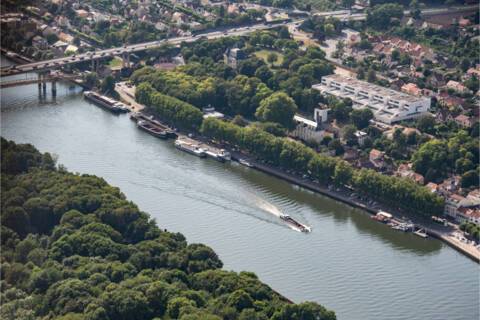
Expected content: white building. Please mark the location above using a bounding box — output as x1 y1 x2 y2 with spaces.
290 108 329 144
312 74 431 124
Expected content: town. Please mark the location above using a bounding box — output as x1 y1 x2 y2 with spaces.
0 0 479 319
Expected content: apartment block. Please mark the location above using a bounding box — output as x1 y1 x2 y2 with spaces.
312 74 431 124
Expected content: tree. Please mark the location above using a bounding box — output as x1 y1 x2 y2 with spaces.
101 75 115 93
366 3 404 30
350 109 373 129
328 139 344 155
461 170 479 188
342 0 355 9
416 115 436 134
330 100 352 123
357 68 365 80
367 69 376 83
267 52 278 64
412 140 448 179
84 72 99 88
342 125 357 146
409 0 421 19
255 92 297 129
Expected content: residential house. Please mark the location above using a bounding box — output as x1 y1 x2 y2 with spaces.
437 92 465 110
457 208 480 225
369 149 385 169
75 9 90 18
445 80 469 94
425 182 439 193
454 114 474 128
395 163 424 185
58 32 74 44
401 83 422 96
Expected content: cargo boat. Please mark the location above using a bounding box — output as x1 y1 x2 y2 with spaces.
137 120 167 139
280 214 311 233
175 139 206 158
84 91 128 113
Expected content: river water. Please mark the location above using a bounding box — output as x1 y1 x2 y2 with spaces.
1 57 478 320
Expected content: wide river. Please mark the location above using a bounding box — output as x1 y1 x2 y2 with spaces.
1 58 478 320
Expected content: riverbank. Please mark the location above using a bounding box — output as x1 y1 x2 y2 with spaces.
99 83 479 263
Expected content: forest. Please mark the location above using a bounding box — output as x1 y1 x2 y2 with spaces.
0 138 336 320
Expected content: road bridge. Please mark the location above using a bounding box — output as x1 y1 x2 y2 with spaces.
0 20 302 77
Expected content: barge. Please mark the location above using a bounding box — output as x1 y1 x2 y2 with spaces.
137 120 167 139
175 139 206 158
205 149 231 162
129 112 177 138
280 214 311 233
84 91 128 113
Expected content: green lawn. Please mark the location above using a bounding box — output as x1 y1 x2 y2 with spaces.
254 50 284 67
108 57 123 69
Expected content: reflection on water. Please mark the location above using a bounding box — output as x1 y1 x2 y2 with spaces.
1 56 478 320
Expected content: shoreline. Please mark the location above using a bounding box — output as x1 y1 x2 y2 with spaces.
108 84 478 264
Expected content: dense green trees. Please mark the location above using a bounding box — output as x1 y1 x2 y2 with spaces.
366 4 404 30
200 119 445 216
412 130 479 183
0 138 336 320
255 92 298 129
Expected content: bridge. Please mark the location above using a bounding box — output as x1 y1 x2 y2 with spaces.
0 20 302 77
0 74 81 88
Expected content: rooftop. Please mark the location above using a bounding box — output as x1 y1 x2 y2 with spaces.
316 74 426 103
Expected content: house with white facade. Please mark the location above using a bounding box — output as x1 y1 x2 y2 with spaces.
312 74 431 124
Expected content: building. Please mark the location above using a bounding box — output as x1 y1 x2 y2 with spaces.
401 83 422 96
354 130 368 146
395 163 425 185
369 149 385 169
313 75 431 124
454 114 474 128
290 108 329 144
223 48 246 69
445 193 480 223
445 80 469 93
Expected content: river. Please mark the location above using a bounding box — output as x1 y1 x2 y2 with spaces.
1 57 478 320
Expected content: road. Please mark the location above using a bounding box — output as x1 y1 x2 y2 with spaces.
3 4 475 77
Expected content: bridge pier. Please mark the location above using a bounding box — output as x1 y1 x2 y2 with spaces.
51 79 57 97
122 52 130 68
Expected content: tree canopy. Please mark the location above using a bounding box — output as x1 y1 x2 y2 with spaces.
0 138 336 320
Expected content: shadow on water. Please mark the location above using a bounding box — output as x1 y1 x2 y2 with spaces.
227 162 443 255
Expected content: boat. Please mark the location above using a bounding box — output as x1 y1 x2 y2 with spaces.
130 112 177 138
414 228 428 238
239 159 253 167
206 149 231 162
371 211 392 223
175 139 206 158
137 120 167 139
280 214 311 233
84 91 128 113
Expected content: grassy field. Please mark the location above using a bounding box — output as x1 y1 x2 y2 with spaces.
254 50 284 67
108 57 123 69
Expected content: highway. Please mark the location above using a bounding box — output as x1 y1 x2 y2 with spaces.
1 4 476 77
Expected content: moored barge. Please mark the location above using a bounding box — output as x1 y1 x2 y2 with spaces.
137 120 167 139
175 139 206 158
84 91 128 113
